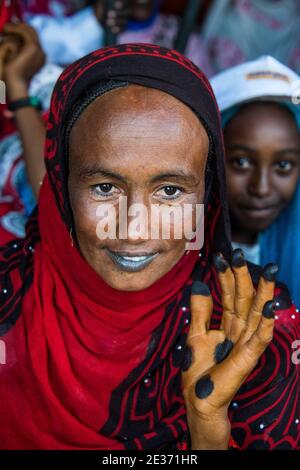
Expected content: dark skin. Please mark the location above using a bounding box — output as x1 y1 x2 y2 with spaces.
224 102 300 244
70 2 154 34
129 0 154 21
68 85 208 292
68 85 276 449
92 1 154 33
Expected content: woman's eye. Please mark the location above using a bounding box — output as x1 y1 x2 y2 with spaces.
276 161 293 172
91 183 118 197
232 156 251 169
156 186 183 200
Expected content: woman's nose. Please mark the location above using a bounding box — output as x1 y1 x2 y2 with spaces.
125 193 150 241
248 169 272 198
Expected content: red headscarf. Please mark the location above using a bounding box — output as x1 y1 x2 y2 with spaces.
0 44 299 450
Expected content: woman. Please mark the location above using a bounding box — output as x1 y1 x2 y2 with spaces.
0 44 299 450
211 56 300 308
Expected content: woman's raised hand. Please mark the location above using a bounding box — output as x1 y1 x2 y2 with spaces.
182 249 278 449
1 23 45 100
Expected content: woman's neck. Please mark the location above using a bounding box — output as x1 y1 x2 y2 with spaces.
231 226 258 246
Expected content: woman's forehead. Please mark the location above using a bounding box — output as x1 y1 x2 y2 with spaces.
225 101 300 141
71 84 205 134
69 85 208 156
68 86 209 177
228 101 298 126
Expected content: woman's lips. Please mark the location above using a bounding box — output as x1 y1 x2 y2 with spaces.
240 205 277 218
105 249 159 272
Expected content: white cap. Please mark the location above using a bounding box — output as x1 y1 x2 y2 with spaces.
210 56 300 112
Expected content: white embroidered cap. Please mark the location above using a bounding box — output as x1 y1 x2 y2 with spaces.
210 55 300 112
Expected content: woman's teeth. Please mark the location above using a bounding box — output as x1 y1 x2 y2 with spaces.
122 255 149 261
105 250 159 272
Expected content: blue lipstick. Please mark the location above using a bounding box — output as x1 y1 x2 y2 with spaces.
105 249 159 272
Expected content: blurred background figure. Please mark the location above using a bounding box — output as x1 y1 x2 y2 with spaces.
21 1 212 71
3 2 300 75
23 1 160 65
201 0 300 75
0 2 61 242
212 56 300 306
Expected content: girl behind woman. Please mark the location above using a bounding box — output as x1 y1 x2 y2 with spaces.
211 56 300 308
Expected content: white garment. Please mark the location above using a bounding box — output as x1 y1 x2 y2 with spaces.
210 55 300 113
27 7 104 66
202 0 300 74
29 63 63 108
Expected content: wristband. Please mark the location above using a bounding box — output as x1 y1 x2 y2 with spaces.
7 96 43 112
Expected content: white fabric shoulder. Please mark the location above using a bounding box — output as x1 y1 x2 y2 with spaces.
27 7 104 66
29 63 63 110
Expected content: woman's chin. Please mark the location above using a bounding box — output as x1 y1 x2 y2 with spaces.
100 272 158 292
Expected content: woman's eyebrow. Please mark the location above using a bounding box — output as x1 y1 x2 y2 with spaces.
79 166 127 183
226 144 255 152
227 145 300 156
150 172 199 184
79 167 199 184
275 148 300 156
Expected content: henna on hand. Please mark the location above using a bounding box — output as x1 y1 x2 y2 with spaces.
182 249 277 449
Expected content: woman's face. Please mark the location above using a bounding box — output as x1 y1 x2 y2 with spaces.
68 85 209 291
224 102 300 243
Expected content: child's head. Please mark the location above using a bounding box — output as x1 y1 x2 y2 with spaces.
224 101 300 240
212 56 300 243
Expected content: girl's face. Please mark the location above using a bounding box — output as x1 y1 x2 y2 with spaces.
68 85 208 291
224 102 300 243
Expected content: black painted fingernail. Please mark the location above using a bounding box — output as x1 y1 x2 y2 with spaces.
182 346 193 371
262 300 276 319
214 338 234 364
214 252 229 273
191 281 210 296
232 248 246 268
262 263 279 282
195 375 214 399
